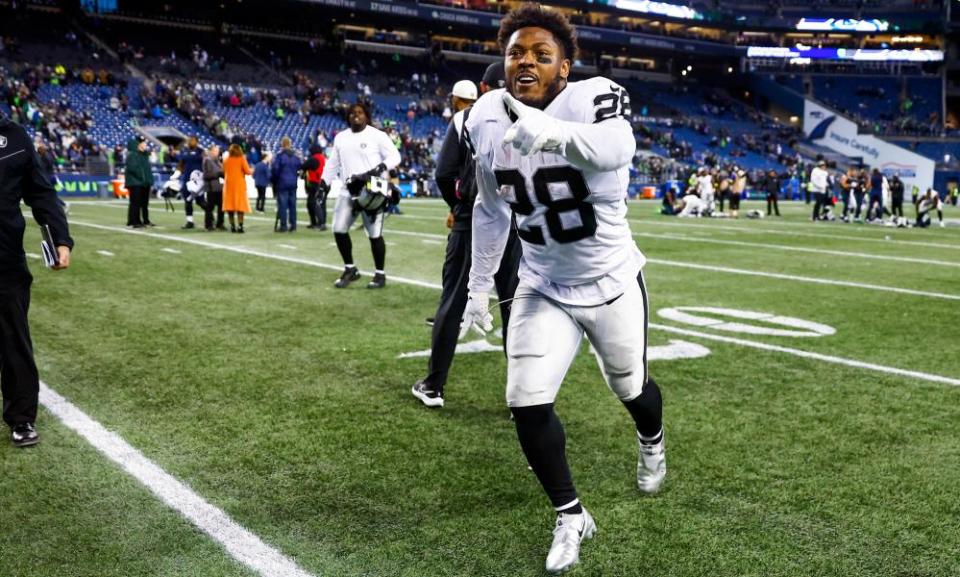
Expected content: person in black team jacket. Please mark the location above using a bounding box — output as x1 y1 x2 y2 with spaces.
411 64 523 409
0 114 73 447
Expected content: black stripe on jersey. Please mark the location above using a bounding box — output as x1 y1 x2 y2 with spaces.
637 270 649 386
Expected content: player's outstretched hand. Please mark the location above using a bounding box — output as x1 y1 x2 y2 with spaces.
459 291 493 339
502 92 564 156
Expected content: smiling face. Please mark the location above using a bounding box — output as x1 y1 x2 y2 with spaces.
348 105 369 132
504 26 570 110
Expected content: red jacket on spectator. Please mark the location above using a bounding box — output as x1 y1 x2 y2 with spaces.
306 151 326 184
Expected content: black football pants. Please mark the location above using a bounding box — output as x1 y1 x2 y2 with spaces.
0 274 39 428
422 226 521 393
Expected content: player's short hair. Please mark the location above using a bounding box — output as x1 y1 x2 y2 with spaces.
497 3 578 61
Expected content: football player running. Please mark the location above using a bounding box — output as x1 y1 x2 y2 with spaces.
320 103 402 289
461 4 665 573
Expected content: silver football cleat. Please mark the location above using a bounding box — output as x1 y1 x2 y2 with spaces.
545 508 596 574
637 433 666 494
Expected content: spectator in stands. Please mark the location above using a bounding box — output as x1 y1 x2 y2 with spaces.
202 145 225 231
223 144 253 234
124 136 153 229
271 136 301 233
253 152 271 213
303 144 327 230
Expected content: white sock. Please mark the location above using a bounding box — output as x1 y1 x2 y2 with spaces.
186 215 194 223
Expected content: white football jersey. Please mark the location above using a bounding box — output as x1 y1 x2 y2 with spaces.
321 125 401 196
466 77 644 306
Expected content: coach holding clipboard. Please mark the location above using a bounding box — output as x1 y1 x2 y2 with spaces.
0 113 73 447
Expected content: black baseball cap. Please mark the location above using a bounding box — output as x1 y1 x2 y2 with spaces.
481 61 505 90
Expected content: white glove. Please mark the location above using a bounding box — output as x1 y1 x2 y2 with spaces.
502 92 565 156
459 291 493 339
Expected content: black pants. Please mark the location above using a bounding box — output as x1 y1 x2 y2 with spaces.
317 187 329 227
812 192 827 220
204 190 224 229
127 186 150 226
766 192 780 215
255 186 267 212
1 274 39 428
892 194 904 217
422 226 522 392
305 182 320 226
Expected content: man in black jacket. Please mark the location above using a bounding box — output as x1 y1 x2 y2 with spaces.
0 114 73 447
411 65 522 408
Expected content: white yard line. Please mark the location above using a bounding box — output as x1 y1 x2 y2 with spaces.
161 248 182 254
629 218 960 250
38 382 316 577
395 206 960 250
632 231 960 268
69 220 960 386
646 259 960 301
648 324 960 387
70 221 442 290
68 220 960 301
96 250 115 257
25 252 42 260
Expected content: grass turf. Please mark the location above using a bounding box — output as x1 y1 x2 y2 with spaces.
1 198 959 577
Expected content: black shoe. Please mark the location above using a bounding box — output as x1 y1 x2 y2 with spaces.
230 226 237 233
425 317 435 326
276 226 288 233
412 380 444 408
334 266 361 288
11 423 39 447
306 224 316 229
317 225 327 231
288 226 296 233
215 225 227 232
182 222 195 229
367 272 386 289
237 225 244 234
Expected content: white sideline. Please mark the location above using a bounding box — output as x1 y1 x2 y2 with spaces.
632 231 960 268
645 259 960 301
67 220 960 301
69 220 960 387
69 221 443 290
396 206 960 250
648 324 960 387
38 381 317 577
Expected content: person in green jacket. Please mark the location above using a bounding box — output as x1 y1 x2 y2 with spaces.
124 135 153 228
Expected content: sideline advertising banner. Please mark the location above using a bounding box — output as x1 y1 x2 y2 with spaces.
803 99 936 191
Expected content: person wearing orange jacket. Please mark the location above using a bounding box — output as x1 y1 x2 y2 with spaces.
223 143 253 233
303 144 327 230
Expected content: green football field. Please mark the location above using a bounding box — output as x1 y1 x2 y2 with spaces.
2 197 959 577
